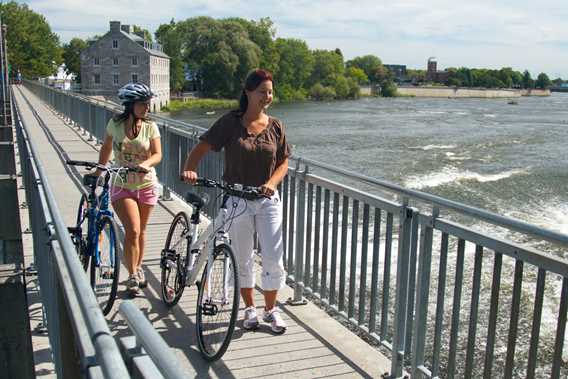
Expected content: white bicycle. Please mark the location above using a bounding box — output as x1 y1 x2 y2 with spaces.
160 178 265 361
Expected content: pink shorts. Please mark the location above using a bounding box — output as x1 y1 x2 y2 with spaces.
110 185 159 206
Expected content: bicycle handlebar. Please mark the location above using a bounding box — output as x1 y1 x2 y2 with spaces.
193 178 268 199
66 160 148 174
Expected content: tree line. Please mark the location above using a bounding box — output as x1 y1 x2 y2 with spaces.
1 1 562 101
405 67 552 90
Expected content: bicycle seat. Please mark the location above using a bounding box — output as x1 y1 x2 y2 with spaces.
185 192 207 209
82 175 99 187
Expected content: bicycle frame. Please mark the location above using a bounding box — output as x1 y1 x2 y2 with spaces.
172 200 235 300
83 176 114 267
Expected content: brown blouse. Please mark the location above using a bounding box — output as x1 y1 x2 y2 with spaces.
199 111 291 187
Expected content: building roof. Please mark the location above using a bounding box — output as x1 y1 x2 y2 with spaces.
120 31 170 59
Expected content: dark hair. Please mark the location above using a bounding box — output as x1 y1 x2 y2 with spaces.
113 101 150 124
238 69 273 113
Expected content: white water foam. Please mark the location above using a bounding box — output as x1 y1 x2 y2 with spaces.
404 167 526 190
409 144 457 151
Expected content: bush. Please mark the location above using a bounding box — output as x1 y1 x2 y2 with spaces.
381 81 397 97
276 83 308 102
333 76 350 99
309 83 336 101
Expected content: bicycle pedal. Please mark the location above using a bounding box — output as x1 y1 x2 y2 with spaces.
201 302 218 316
101 272 114 280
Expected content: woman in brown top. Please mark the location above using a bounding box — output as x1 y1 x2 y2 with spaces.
181 69 290 334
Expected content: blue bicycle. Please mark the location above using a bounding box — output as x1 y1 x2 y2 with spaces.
66 159 146 315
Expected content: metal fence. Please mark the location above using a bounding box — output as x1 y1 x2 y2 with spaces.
24 80 568 378
13 85 188 378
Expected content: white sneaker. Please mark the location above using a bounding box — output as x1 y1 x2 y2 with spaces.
137 267 147 288
125 274 139 295
263 307 287 334
243 306 259 330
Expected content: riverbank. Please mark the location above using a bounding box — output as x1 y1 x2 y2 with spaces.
161 98 238 112
396 86 550 98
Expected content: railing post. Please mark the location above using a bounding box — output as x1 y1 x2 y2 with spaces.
288 160 307 306
160 122 172 201
389 199 414 378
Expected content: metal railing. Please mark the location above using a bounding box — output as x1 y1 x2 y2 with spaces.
13 85 188 378
23 80 568 378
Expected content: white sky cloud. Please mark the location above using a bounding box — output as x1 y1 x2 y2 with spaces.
19 0 568 77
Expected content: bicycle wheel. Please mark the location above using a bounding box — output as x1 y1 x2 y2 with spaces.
74 194 89 270
196 244 240 361
91 215 120 315
160 211 190 306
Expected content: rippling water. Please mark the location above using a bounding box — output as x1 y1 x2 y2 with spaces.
163 94 568 377
164 93 568 236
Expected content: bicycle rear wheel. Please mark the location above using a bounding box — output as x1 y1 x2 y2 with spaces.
73 194 89 270
196 244 240 361
160 211 190 306
91 215 120 315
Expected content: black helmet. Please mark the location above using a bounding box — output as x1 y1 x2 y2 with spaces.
118 83 155 104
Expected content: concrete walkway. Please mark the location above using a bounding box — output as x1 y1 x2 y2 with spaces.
13 84 392 378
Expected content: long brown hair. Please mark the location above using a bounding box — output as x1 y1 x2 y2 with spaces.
238 69 273 113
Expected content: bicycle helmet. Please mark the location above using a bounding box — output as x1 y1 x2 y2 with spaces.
117 83 156 104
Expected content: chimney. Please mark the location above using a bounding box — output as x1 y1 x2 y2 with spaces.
120 24 132 34
110 21 120 33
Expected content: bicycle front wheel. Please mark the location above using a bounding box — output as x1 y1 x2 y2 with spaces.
196 244 240 361
74 194 89 270
161 211 190 306
91 215 120 315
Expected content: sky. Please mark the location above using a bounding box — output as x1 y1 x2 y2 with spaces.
19 0 568 78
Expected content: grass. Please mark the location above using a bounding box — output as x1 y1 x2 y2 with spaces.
161 98 238 112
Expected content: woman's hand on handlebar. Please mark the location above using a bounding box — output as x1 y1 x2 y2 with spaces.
136 162 151 174
180 170 198 184
259 182 276 197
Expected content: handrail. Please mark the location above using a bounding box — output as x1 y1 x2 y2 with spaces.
12 88 130 378
119 302 189 379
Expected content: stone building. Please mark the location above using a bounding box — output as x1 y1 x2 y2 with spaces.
80 21 170 112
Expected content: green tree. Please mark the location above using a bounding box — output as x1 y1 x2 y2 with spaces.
346 55 383 83
62 38 87 82
522 70 534 89
133 25 152 42
345 66 368 84
0 1 62 78
155 19 185 92
308 49 344 87
535 73 551 89
274 38 314 90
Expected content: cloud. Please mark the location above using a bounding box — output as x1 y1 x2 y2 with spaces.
20 0 568 77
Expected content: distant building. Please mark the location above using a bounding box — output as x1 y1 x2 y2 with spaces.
384 64 407 82
80 21 170 112
426 57 450 84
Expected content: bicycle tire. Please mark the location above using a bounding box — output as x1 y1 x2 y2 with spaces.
74 194 90 270
196 244 240 361
91 215 120 315
160 211 190 306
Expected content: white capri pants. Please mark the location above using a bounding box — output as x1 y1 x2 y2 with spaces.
226 191 286 291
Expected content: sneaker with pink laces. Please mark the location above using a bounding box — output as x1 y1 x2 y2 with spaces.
263 307 287 334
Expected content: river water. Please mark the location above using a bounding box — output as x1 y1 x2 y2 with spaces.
164 93 568 237
162 94 568 377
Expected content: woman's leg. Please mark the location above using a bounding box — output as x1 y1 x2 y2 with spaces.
136 202 154 270
112 198 141 276
255 196 286 310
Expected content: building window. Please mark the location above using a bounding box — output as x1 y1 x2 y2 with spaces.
112 39 118 49
113 57 119 66
132 56 138 66
113 73 119 85
132 73 138 83
93 74 100 84
94 57 100 65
